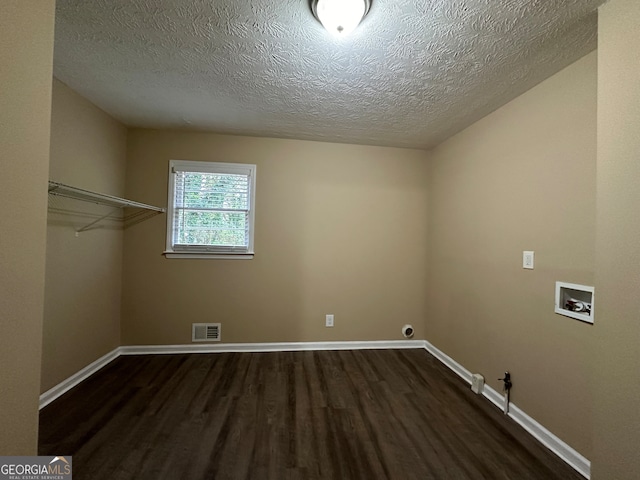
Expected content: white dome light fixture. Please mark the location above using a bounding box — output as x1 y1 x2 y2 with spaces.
311 0 371 37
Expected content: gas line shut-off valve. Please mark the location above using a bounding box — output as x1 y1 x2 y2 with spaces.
498 372 512 414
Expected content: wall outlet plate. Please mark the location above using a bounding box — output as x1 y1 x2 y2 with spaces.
471 373 485 394
523 251 534 269
325 314 334 327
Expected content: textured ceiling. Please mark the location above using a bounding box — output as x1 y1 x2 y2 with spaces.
53 0 605 150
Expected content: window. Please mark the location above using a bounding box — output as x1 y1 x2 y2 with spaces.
165 160 256 259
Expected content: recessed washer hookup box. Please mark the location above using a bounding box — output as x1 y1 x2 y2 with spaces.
555 281 594 324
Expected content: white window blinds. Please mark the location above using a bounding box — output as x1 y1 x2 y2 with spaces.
166 161 256 256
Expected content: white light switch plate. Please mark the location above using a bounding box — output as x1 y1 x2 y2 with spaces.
523 251 534 269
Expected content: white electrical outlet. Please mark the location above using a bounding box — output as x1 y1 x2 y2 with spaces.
523 251 534 269
325 314 334 327
471 373 485 394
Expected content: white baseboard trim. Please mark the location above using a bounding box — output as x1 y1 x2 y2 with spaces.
422 339 590 479
119 340 425 355
507 401 590 479
39 348 120 410
38 338 590 478
40 340 424 408
423 339 473 383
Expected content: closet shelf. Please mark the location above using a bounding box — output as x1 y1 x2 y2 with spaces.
48 181 165 233
48 181 165 212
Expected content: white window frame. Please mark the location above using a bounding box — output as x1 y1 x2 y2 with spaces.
164 160 256 259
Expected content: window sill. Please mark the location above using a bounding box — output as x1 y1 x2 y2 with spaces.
163 251 254 260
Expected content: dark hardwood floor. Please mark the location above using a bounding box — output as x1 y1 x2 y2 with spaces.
39 349 582 480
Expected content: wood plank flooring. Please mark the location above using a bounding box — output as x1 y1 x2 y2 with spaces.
39 349 583 480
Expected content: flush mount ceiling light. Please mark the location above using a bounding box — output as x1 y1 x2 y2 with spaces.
310 0 371 37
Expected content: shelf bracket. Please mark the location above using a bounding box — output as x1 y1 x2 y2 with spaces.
76 208 121 233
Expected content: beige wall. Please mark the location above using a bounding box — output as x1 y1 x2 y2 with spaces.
426 52 596 457
0 0 55 454
42 79 127 392
593 1 640 478
122 131 428 345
